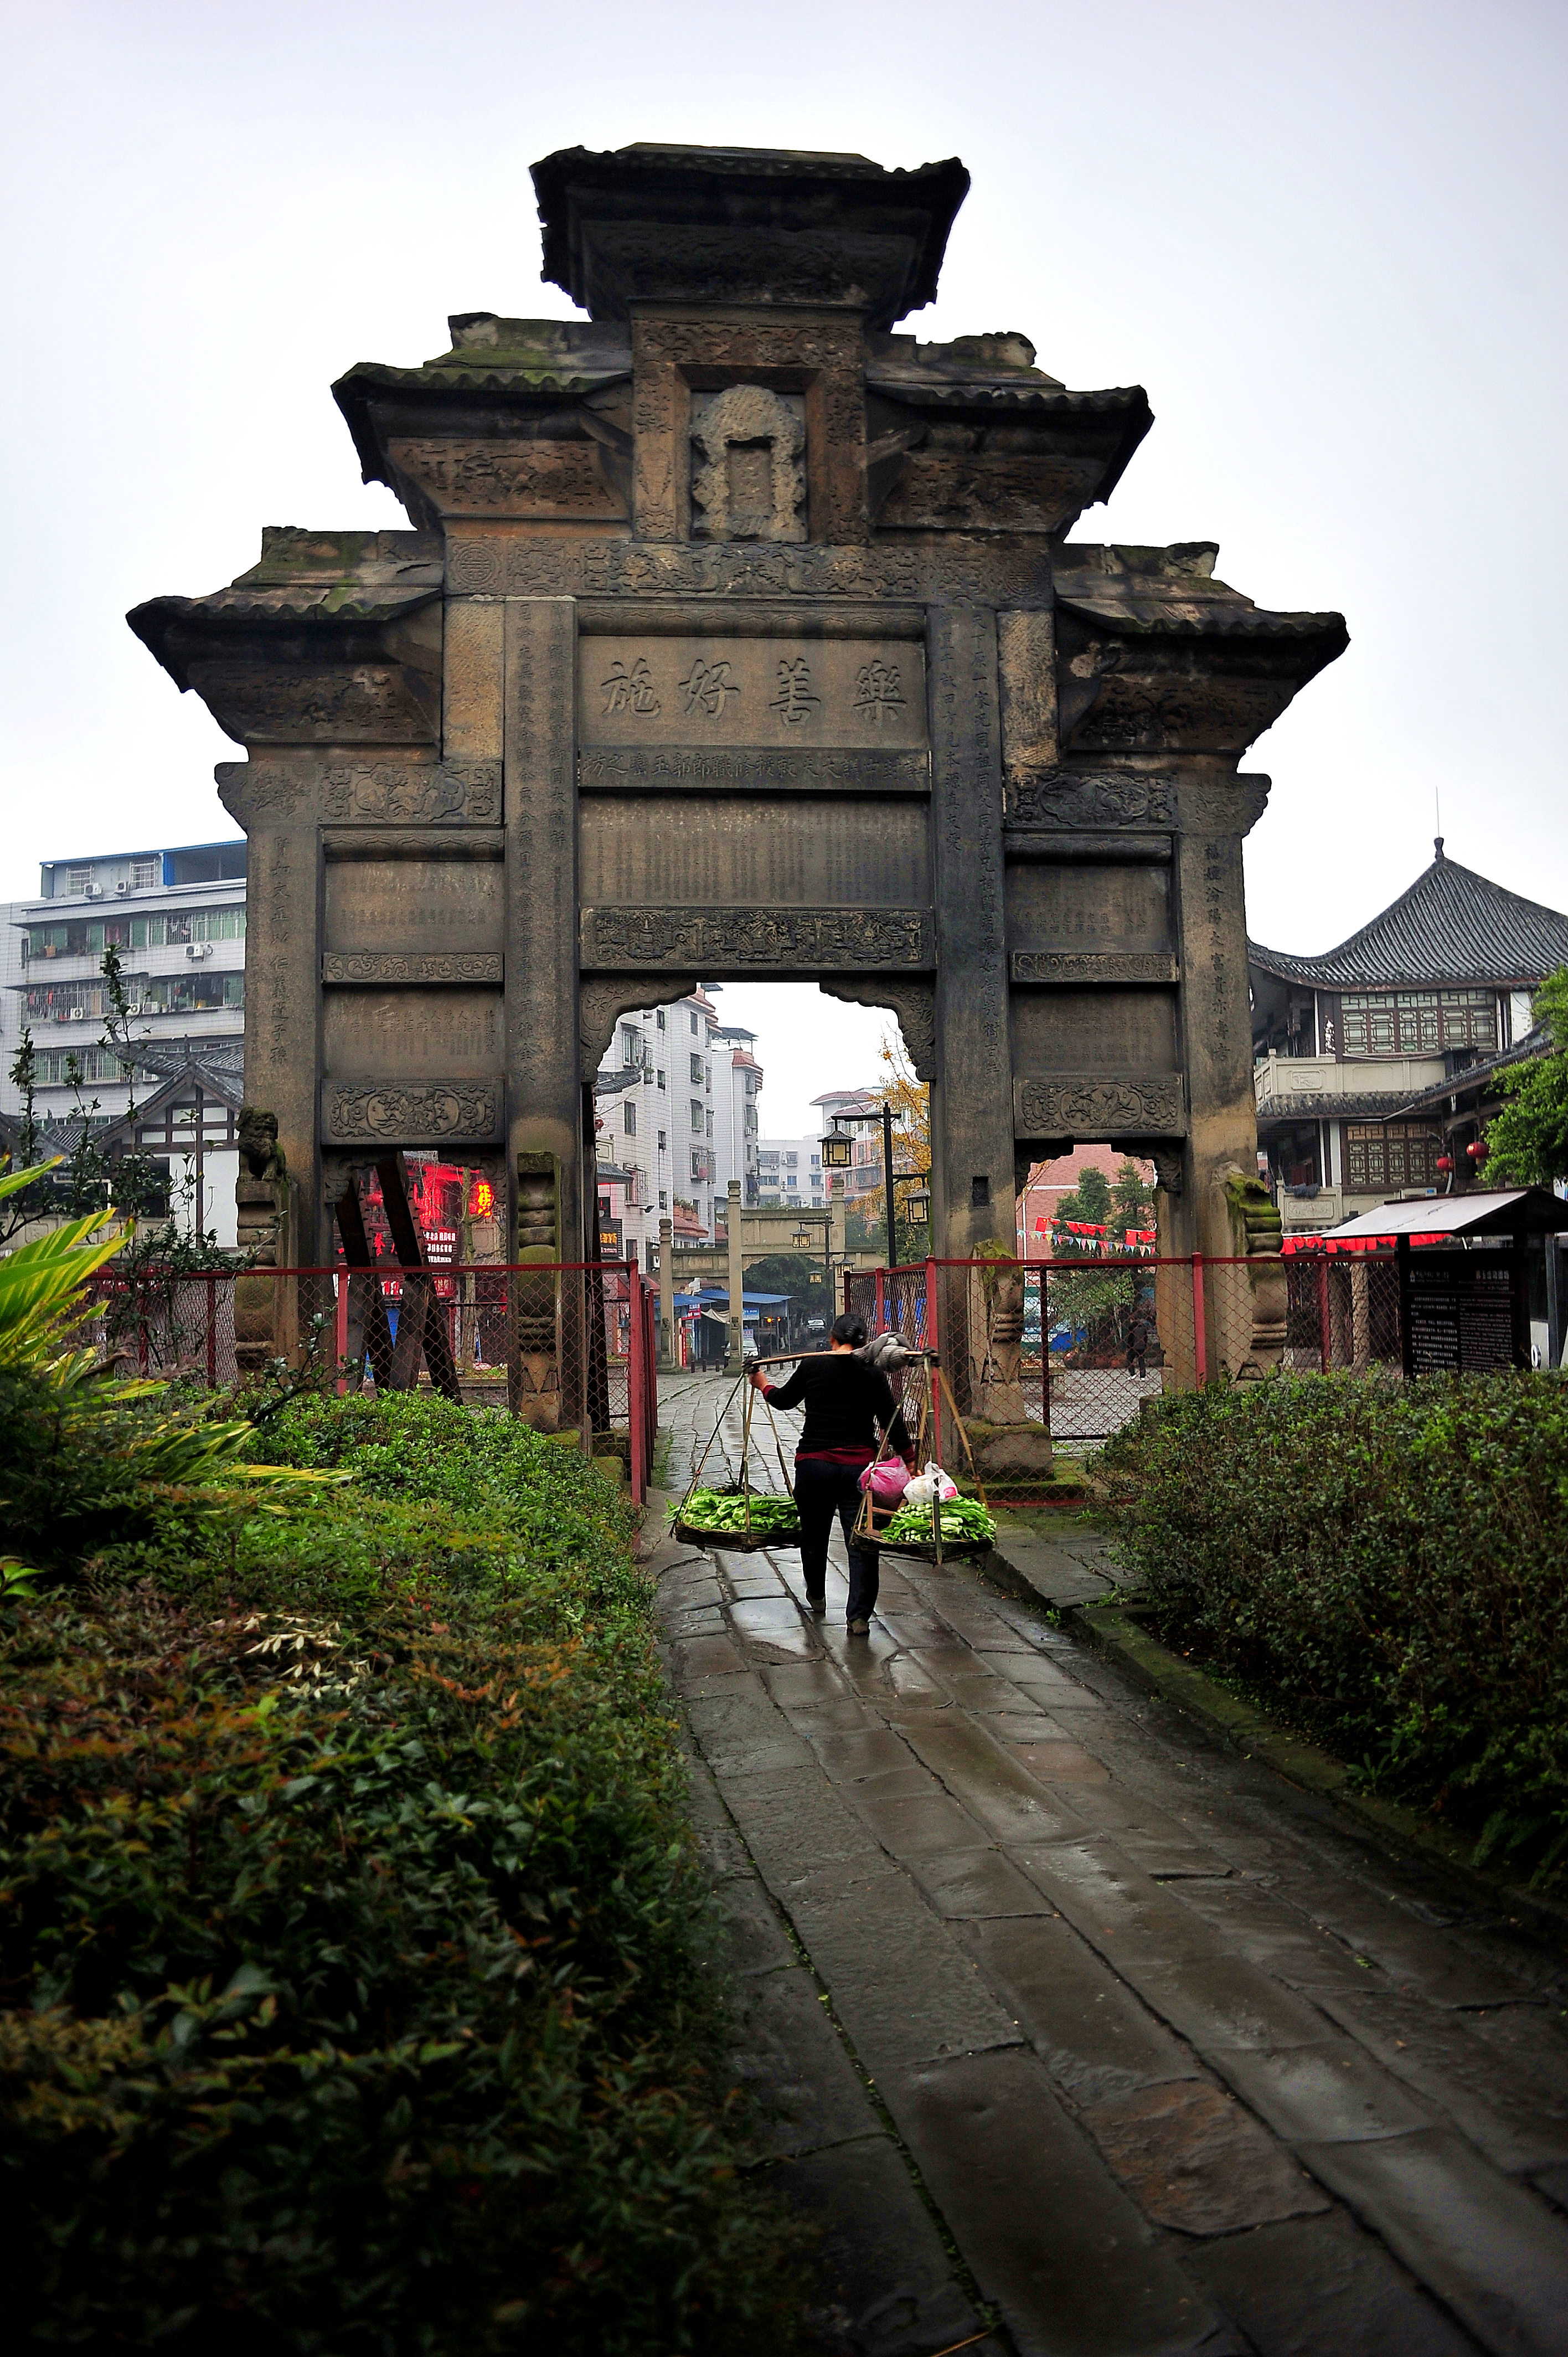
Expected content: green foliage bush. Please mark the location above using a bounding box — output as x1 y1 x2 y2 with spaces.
1098 1372 1568 1881
2 1392 794 2352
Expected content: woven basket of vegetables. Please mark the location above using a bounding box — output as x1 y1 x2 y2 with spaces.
876 1493 996 1561
673 1485 802 1552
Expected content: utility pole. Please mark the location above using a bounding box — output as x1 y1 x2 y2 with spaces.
882 1102 897 1270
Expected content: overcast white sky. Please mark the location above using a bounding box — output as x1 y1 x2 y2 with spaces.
2 0 1564 1134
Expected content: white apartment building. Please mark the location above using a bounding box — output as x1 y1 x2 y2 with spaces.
711 1021 762 1203
595 985 757 1265
1 840 247 1128
755 1135 824 1207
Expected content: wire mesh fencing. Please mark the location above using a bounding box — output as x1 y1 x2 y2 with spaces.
1283 1251 1403 1374
846 1251 1374 1471
79 1262 658 1499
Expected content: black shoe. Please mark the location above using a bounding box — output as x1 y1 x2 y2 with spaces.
806 1594 827 1619
847 1617 871 1636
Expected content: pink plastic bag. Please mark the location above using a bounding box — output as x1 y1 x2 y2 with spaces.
858 1458 910 1504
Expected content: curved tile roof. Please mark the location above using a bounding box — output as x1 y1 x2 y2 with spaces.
1250 843 1568 989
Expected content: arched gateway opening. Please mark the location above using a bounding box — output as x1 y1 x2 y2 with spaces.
129 141 1345 1435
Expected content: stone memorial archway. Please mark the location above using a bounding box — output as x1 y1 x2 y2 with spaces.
131 141 1347 1406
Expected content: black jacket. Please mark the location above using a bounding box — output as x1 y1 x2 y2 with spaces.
763 1353 912 1460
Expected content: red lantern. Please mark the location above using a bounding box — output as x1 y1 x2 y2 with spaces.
1435 1156 1452 1174
1466 1140 1488 1162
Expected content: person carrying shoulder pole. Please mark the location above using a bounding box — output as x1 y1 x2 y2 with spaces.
749 1312 914 1634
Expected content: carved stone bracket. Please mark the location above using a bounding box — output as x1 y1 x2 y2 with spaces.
580 906 933 972
691 385 806 543
1010 951 1179 985
1004 768 1175 830
322 953 503 985
578 977 698 1069
1151 1147 1185 1199
818 977 936 1080
323 1080 505 1144
1014 1073 1187 1139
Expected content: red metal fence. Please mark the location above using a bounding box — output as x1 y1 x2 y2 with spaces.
82 1262 659 1501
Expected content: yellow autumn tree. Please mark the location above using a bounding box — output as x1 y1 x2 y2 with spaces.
874 1032 932 1260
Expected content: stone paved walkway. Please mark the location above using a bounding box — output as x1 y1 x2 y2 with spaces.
654 1374 1568 2357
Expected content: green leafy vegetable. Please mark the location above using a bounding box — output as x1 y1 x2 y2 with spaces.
676 1486 801 1537
881 1495 995 1545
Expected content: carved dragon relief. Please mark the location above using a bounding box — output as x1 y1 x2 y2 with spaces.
1013 1074 1187 1140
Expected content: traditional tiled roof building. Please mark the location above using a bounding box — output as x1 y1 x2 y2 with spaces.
1251 841 1568 1235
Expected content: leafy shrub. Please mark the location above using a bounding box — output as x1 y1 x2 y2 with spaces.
1098 1373 1568 1881
1 1393 795 2352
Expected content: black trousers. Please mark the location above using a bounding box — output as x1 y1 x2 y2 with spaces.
793 1457 880 1622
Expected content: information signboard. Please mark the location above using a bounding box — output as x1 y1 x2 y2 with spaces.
1402 1249 1524 1374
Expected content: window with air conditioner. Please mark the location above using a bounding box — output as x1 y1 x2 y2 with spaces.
131 860 159 891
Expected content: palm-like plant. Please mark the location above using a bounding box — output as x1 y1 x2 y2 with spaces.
0 1161 332 1580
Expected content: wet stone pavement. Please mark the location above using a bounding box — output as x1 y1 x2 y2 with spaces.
653 1375 1568 2357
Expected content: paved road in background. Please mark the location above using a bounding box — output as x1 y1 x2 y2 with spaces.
653 1371 1568 2357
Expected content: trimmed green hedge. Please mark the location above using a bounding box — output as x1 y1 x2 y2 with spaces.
1097 1373 1568 1883
2 1392 794 2353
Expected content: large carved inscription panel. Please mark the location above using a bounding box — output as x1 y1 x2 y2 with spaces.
323 990 503 1079
579 636 926 751
579 795 929 911
1005 862 1172 951
1012 987 1178 1073
324 858 504 953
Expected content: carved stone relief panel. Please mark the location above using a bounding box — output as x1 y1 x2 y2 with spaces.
579 748 929 794
216 759 502 828
187 658 439 746
385 437 625 523
445 531 1053 606
580 907 932 971
323 856 504 954
690 387 806 543
1003 767 1175 830
878 450 1107 536
630 316 866 544
322 952 503 985
1010 952 1179 984
323 989 504 1080
1014 1074 1187 1139
1005 861 1172 951
323 1082 505 1146
322 761 501 824
579 636 927 751
1011 986 1178 1072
